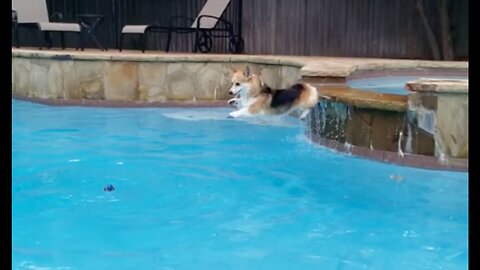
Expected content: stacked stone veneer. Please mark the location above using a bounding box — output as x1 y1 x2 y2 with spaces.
12 56 301 102
406 79 468 160
306 74 468 170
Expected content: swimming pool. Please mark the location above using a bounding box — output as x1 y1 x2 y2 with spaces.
12 100 468 269
347 76 468 95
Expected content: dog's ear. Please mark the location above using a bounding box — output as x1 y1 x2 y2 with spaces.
243 66 251 77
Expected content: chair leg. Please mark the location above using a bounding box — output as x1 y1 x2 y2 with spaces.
76 32 82 51
60 32 66 49
141 32 147 53
119 33 124 52
193 29 199 53
79 31 85 51
166 30 172 52
13 24 20 48
44 32 52 49
36 29 43 49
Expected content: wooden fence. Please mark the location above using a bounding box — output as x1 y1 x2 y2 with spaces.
13 0 468 59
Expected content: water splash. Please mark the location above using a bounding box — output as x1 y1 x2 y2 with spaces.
397 131 404 158
319 102 327 133
16 261 71 270
344 142 353 154
437 150 448 165
405 122 413 153
390 174 404 182
434 129 449 165
412 107 435 135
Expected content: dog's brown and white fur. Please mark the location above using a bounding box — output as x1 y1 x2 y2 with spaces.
227 67 318 119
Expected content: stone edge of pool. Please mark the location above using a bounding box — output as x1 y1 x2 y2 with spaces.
307 134 468 172
12 93 230 108
12 48 468 172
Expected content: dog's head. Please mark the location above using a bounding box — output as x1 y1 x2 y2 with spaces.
228 66 264 97
228 66 253 95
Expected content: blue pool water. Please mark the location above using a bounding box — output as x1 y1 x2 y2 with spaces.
12 100 468 270
347 76 468 95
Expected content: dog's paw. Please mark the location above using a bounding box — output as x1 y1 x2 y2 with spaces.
228 97 240 107
229 111 242 118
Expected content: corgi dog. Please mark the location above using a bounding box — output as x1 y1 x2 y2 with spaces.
227 67 319 119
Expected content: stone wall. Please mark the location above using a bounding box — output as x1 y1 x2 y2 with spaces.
306 98 467 170
306 88 468 170
407 93 468 160
308 100 406 154
12 56 302 102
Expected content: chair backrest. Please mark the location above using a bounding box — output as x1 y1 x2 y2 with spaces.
191 0 231 29
12 0 50 23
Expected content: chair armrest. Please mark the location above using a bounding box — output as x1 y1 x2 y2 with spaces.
196 15 233 31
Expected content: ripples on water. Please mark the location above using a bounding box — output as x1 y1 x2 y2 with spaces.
12 100 468 270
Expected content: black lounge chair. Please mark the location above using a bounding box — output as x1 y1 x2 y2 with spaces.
12 0 83 50
119 0 244 53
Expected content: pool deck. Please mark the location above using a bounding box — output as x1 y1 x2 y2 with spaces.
12 47 468 78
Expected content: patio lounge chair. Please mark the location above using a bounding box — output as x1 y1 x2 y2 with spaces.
12 0 82 49
119 0 244 53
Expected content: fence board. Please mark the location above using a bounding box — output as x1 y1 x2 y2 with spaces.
13 0 468 59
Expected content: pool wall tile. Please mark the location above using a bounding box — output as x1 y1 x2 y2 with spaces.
29 59 50 98
165 63 196 101
13 57 31 97
281 66 302 88
217 64 236 100
258 65 282 89
71 60 107 99
345 108 373 148
369 111 404 152
409 126 435 156
48 61 63 99
104 62 138 100
138 62 168 102
419 95 438 110
194 63 223 100
434 95 468 158
63 61 80 99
